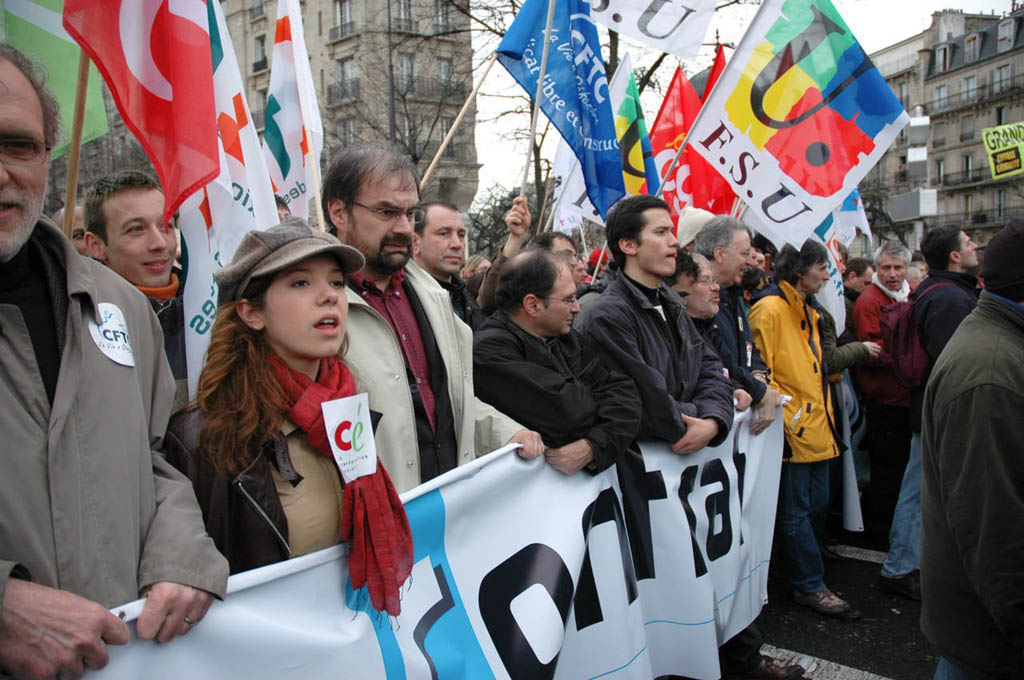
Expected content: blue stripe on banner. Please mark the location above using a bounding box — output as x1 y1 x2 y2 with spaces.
587 644 649 680
715 559 771 606
346 489 494 680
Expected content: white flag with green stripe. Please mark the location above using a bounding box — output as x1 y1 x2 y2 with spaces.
3 0 108 157
262 0 322 219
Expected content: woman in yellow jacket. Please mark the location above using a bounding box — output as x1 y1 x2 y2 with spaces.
749 240 858 620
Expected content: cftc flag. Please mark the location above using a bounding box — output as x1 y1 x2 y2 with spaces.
498 0 625 219
262 0 323 219
686 0 908 244
63 0 219 225
4 0 108 157
177 0 278 398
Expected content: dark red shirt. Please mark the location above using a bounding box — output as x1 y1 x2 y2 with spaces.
349 270 437 430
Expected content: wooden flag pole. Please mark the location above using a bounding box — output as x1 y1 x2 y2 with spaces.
421 53 498 189
62 51 90 238
518 0 557 198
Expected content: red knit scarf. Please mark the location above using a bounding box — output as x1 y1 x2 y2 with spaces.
269 354 413 616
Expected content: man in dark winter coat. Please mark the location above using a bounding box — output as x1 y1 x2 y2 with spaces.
878 225 979 601
920 219 1024 680
694 216 781 435
577 195 734 453
473 250 640 474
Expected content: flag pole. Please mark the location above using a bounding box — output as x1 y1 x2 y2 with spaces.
518 0 557 198
422 53 498 189
308 142 326 231
62 51 90 238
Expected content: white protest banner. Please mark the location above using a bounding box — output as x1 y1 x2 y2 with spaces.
590 0 716 63
179 0 279 398
100 413 782 680
686 0 908 245
812 213 847 335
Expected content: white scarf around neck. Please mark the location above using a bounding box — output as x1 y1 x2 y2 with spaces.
872 272 910 302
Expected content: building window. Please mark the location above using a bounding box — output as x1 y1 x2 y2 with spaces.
961 116 975 142
996 189 1006 219
439 58 453 85
396 53 415 93
897 81 908 108
440 116 456 158
339 118 357 146
997 18 1016 52
963 194 972 216
253 35 268 72
339 57 357 85
935 44 950 74
994 63 1013 93
933 121 945 147
935 158 944 184
439 177 458 203
963 154 974 181
435 0 452 31
964 74 977 98
934 84 948 110
964 34 979 62
394 0 413 31
996 106 1006 125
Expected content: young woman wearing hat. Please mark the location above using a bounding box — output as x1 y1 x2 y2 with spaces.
164 219 412 615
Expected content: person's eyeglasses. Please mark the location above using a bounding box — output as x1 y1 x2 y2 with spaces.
0 137 50 166
695 275 720 288
542 295 579 306
350 201 424 226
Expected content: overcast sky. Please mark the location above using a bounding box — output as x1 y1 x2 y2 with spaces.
469 0 1015 207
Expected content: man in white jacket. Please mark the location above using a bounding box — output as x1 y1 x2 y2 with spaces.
321 142 542 493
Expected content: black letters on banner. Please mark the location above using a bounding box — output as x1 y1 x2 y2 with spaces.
615 447 668 581
573 488 639 631
678 449 746 578
413 564 456 680
479 544 574 680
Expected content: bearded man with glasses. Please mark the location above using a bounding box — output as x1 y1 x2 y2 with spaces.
323 142 542 492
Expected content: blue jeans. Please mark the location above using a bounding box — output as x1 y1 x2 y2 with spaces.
778 460 829 595
881 433 922 579
933 656 987 680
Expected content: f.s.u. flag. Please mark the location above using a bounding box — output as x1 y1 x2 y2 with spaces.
263 0 323 219
613 54 660 196
63 0 219 226
686 0 908 243
498 0 625 218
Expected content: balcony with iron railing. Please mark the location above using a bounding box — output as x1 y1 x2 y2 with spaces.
392 17 415 33
252 56 268 73
932 168 987 187
421 141 470 162
328 22 356 42
927 72 1024 116
326 79 359 106
928 204 1024 228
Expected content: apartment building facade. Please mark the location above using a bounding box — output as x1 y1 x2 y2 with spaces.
862 6 1024 249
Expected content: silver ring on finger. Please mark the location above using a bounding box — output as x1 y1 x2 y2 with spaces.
183 615 197 626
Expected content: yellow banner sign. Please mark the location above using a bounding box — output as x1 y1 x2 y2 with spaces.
982 121 1024 180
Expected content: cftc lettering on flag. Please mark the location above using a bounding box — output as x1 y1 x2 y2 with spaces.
499 0 625 218
687 0 908 244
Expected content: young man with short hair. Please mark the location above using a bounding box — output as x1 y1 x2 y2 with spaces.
413 200 486 330
83 170 187 408
577 195 733 454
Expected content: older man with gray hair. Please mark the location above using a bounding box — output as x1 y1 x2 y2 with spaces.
695 216 781 436
852 239 913 548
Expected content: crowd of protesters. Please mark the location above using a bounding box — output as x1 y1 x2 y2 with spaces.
2 43 1023 680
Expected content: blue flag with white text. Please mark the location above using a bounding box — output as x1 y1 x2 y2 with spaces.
498 0 626 218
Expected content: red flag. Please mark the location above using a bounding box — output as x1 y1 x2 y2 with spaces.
650 47 737 224
63 1 219 225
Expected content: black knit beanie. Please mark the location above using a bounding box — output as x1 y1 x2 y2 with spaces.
980 219 1024 302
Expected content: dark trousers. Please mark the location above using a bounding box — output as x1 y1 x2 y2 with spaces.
719 620 764 675
863 405 911 543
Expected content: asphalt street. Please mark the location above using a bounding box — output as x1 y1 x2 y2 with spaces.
756 542 936 680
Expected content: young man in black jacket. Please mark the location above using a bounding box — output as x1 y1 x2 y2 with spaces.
473 250 640 474
576 195 734 453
